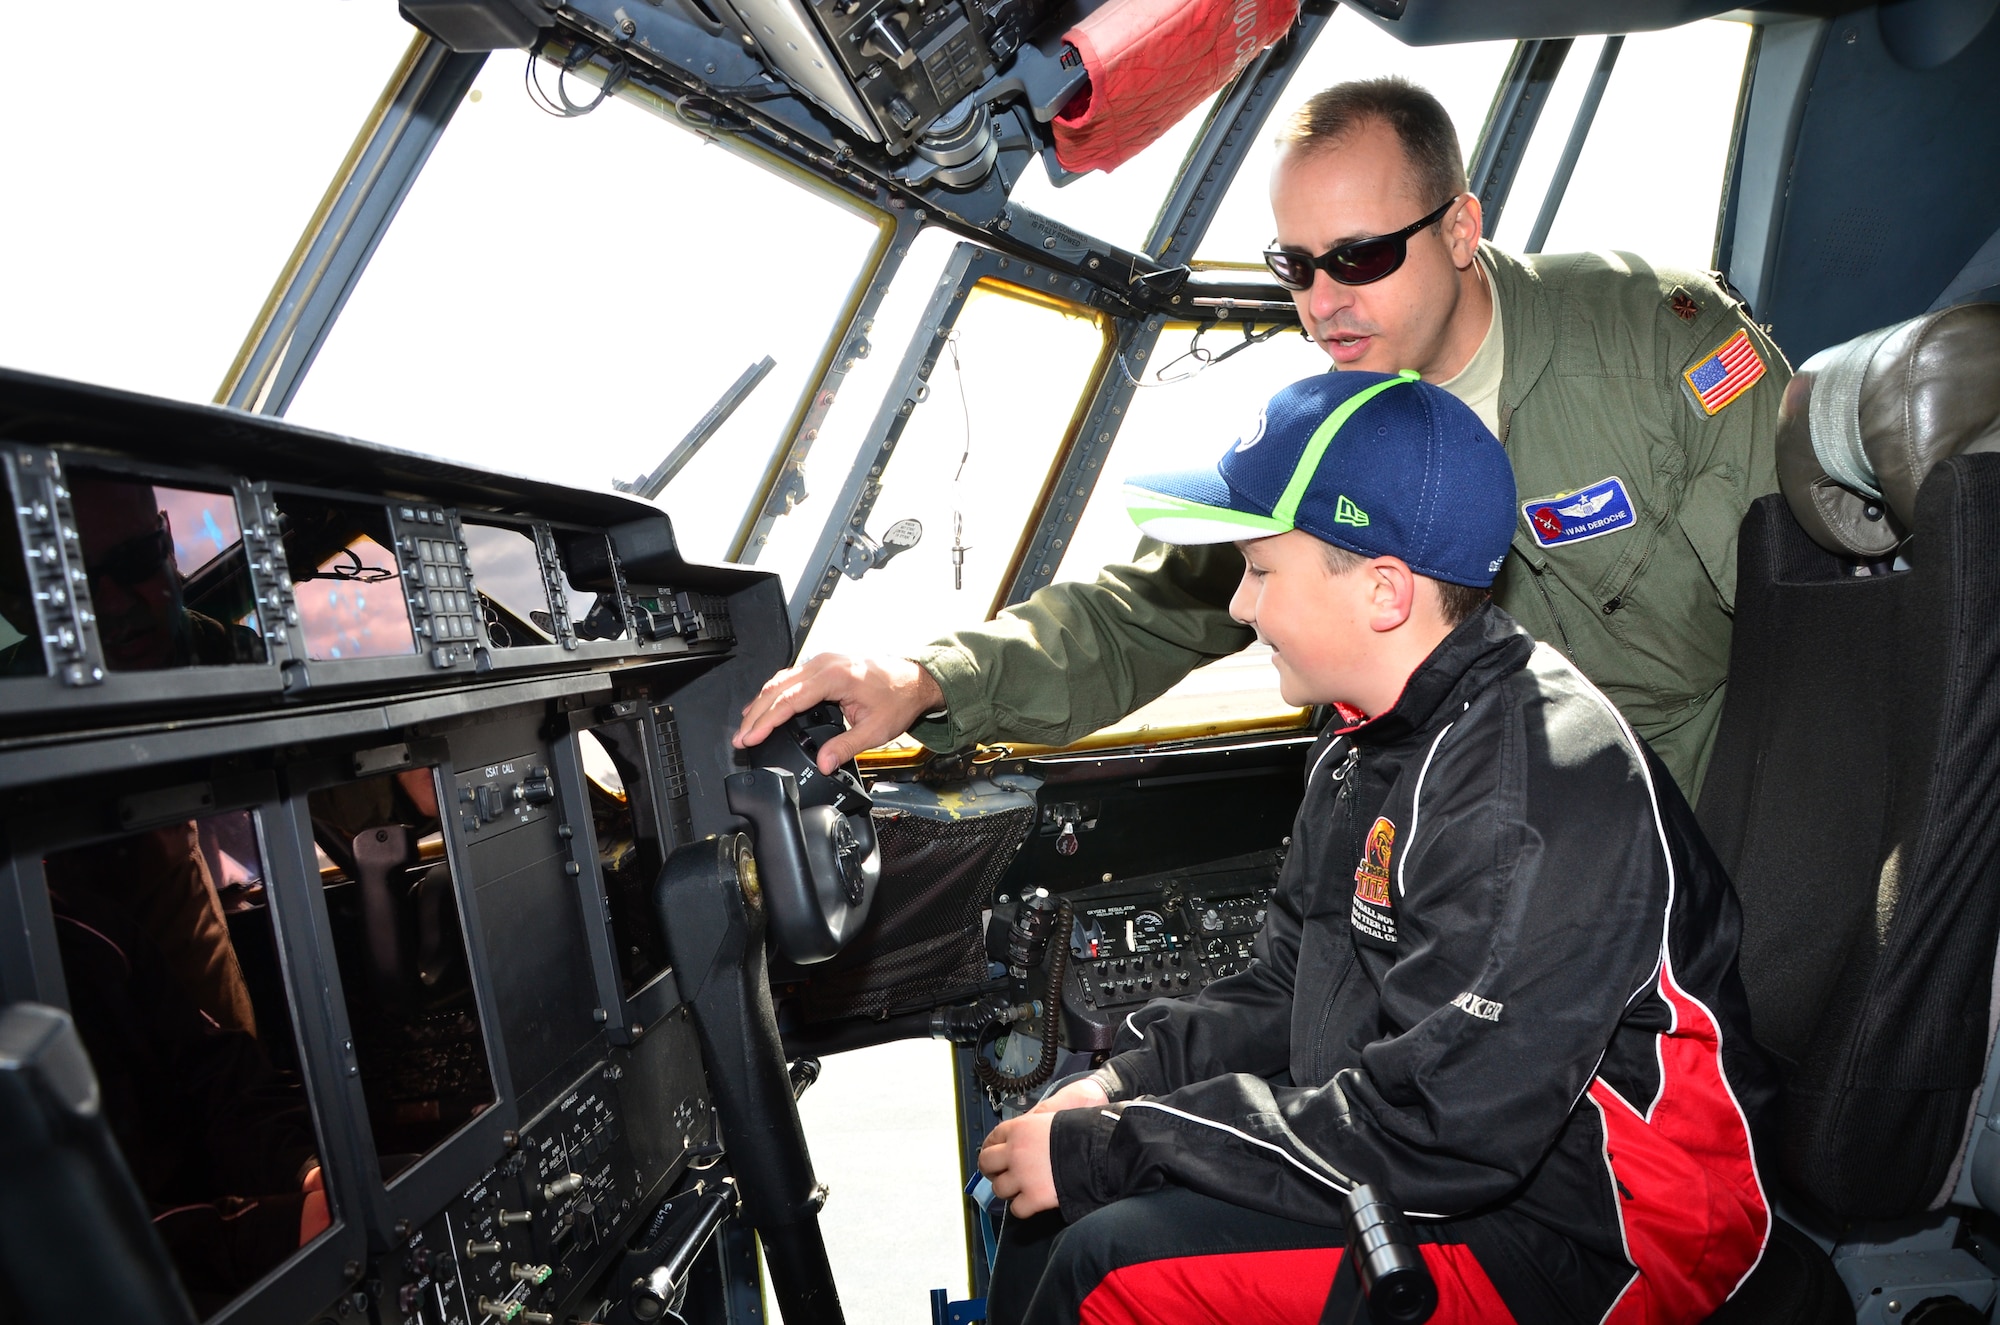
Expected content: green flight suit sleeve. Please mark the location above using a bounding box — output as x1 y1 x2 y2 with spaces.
1670 306 1789 615
907 540 1253 750
1646 289 1789 793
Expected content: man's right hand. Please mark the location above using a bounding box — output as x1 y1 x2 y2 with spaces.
733 654 944 774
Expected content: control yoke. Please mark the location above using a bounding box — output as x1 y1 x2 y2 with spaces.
653 835 845 1324
727 703 880 964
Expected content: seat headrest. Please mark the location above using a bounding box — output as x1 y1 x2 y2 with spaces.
1777 302 2000 557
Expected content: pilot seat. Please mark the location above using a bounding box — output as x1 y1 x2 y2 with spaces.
1698 301 2000 1324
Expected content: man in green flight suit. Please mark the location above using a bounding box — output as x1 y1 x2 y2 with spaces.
736 76 1787 800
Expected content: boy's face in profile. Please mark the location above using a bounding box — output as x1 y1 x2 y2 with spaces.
1229 530 1374 710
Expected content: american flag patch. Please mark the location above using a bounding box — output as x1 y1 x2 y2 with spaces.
1683 329 1766 416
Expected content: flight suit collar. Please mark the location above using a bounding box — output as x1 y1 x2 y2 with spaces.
1479 242 1554 448
1338 602 1535 749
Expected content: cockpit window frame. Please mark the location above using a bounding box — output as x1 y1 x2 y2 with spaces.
782 245 1117 644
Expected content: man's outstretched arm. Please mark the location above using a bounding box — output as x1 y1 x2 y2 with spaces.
734 541 1252 769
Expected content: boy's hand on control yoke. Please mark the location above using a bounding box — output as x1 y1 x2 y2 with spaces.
978 1113 1058 1217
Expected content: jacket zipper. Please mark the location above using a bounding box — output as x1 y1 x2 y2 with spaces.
1337 747 1365 884
1316 744 1364 1082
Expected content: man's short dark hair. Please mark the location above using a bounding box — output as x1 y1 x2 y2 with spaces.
1279 77 1468 210
1321 542 1488 628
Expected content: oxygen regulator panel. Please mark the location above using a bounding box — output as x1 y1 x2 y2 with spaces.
990 850 1282 1054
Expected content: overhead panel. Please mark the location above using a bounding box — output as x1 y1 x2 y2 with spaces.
1349 0 1737 45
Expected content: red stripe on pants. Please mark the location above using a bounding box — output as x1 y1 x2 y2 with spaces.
1592 961 1770 1324
1077 1243 1514 1325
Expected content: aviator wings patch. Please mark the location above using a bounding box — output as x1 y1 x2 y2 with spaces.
1522 476 1637 549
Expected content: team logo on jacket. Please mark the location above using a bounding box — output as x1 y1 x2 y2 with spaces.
1353 817 1395 906
1521 476 1636 549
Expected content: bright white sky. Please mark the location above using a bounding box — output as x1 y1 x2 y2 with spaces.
0 0 1751 647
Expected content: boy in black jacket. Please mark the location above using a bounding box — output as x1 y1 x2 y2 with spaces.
977 370 1773 1324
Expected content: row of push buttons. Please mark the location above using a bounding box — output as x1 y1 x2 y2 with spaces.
1100 951 1184 974
1096 968 1193 999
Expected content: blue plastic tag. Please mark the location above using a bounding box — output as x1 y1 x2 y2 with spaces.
1521 476 1638 549
966 1171 1008 1218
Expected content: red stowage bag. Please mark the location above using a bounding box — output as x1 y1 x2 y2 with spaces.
1052 0 1303 175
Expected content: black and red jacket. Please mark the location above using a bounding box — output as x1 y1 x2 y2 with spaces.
1049 604 1776 1319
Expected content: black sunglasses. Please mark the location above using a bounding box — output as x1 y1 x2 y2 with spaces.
1263 196 1460 291
87 526 175 589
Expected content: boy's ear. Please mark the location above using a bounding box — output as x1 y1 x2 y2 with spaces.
1366 557 1418 634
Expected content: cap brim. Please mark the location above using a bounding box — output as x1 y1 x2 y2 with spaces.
1122 468 1289 545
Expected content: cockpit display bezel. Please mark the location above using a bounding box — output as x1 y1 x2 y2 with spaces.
272 738 526 1244
0 369 758 745
0 769 371 1325
553 700 694 1047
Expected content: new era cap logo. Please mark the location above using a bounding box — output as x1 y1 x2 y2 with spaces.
1334 495 1370 527
1233 408 1268 453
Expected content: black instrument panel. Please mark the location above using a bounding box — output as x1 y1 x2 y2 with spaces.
381 1013 714 1325
0 367 792 1325
0 369 754 732
1052 851 1282 1052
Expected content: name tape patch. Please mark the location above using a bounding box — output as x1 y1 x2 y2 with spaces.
1522 475 1637 549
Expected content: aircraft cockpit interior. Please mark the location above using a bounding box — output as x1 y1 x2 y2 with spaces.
1 0 1998 1323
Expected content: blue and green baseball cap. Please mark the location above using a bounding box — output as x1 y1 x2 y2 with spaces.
1121 370 1517 588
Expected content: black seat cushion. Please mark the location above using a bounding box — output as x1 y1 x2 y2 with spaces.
1705 1217 1854 1324
1698 455 2000 1218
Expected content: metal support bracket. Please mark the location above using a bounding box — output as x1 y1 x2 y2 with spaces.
1524 36 1623 255
217 35 486 416
1466 38 1573 238
1833 1215 1999 1325
732 207 925 565
1144 4 1336 263
617 356 776 499
839 517 923 579
999 316 1164 606
788 241 988 637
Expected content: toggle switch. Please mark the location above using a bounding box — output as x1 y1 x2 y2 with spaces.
542 1172 584 1202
